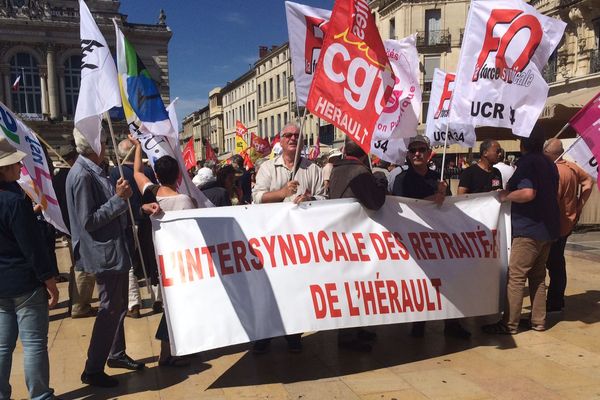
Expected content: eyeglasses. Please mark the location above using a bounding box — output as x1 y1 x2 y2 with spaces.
408 147 429 154
282 132 300 139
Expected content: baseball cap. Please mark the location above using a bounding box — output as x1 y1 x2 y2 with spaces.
407 135 431 149
0 136 26 167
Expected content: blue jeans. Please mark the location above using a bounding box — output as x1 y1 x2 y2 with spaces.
0 287 54 400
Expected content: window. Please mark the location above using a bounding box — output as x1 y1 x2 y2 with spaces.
259 119 263 136
258 84 261 106
270 115 275 136
422 102 429 124
262 82 267 104
284 112 288 124
252 100 255 120
269 78 273 102
64 55 81 117
283 72 287 96
10 53 41 114
277 114 281 133
423 56 440 92
276 75 281 99
389 17 396 39
425 9 442 46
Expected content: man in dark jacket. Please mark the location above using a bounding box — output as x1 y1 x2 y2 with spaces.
329 139 387 351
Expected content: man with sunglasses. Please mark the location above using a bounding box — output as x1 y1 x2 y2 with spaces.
391 135 471 339
457 139 503 195
251 122 325 354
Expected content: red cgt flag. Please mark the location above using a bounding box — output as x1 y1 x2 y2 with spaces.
236 120 248 137
250 132 271 156
270 133 281 148
182 137 196 171
204 139 218 162
306 0 394 154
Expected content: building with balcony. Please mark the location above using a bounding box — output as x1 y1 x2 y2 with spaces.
221 68 256 158
208 87 224 158
0 0 172 159
180 104 210 162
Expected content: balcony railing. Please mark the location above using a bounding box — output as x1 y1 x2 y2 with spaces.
591 49 600 74
416 29 451 49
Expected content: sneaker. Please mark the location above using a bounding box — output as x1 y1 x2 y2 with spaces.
530 324 546 332
81 371 118 388
71 307 97 319
127 305 141 319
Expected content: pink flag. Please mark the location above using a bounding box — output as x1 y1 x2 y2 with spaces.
569 91 600 188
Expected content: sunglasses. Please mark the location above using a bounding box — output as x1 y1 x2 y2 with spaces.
282 132 300 139
408 147 429 154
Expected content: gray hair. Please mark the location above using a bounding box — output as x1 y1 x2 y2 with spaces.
204 160 216 170
117 139 135 162
281 121 300 133
73 127 107 155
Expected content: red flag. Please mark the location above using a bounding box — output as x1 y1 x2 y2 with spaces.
270 133 281 148
309 135 321 160
240 149 254 170
569 91 600 188
182 137 196 171
236 120 248 137
250 132 271 156
204 139 218 162
11 75 21 92
306 0 394 154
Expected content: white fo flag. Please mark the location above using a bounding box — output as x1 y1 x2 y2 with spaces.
448 0 566 137
563 138 598 182
74 0 121 155
425 69 476 148
285 1 331 107
371 35 422 164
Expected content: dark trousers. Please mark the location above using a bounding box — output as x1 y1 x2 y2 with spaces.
84 272 128 374
255 334 302 347
546 235 568 310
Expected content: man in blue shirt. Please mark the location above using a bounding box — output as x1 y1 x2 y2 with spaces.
483 127 559 334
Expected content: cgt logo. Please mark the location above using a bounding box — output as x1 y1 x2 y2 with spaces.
472 9 543 84
304 16 328 75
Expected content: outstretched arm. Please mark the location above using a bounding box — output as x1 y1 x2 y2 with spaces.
129 135 152 194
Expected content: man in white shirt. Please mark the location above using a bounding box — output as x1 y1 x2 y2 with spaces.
495 148 515 189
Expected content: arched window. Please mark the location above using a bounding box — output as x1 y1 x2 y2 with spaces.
64 55 82 118
10 53 41 115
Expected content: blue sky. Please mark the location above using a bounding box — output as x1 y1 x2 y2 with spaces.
120 0 334 122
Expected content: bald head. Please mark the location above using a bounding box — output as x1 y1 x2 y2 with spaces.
543 138 563 162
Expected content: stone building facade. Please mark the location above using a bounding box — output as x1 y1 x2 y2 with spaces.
0 0 172 158
221 68 256 156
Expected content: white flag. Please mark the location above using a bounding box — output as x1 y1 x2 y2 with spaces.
563 138 598 181
448 0 566 137
425 69 476 148
0 101 68 233
371 35 422 164
285 1 331 107
74 0 121 155
138 100 214 208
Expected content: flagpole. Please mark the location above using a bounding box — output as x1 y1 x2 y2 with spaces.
555 135 582 163
292 107 308 180
439 120 451 182
32 131 71 167
553 122 570 139
21 67 29 114
103 111 151 295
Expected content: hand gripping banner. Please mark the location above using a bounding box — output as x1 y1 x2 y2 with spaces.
152 194 510 355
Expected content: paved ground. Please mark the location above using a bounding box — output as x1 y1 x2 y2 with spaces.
7 231 600 400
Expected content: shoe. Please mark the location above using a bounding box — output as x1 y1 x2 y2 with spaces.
152 301 163 314
158 356 190 368
252 340 270 355
338 339 372 352
356 328 377 341
71 307 97 319
127 305 141 319
444 322 471 339
106 354 145 370
481 321 517 335
287 337 303 354
546 305 563 314
411 322 425 338
531 324 546 332
81 371 118 388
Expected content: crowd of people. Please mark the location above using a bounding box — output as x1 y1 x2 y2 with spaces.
0 121 593 397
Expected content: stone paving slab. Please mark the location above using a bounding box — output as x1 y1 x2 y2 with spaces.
7 232 600 399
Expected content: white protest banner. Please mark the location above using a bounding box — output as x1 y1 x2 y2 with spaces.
563 138 598 181
425 69 476 148
75 0 121 155
371 35 422 164
285 1 331 107
0 101 68 233
449 0 566 137
152 194 510 355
